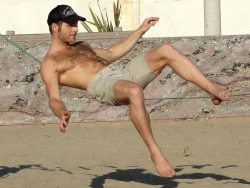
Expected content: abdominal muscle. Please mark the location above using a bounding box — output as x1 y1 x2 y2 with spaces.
59 62 106 90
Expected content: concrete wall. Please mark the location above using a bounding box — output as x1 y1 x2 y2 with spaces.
1 0 250 37
1 33 250 125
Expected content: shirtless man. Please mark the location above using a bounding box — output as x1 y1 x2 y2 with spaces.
41 5 231 178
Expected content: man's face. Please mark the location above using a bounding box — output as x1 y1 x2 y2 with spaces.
57 22 78 43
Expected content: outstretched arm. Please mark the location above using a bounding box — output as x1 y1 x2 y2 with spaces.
93 17 159 62
40 60 70 133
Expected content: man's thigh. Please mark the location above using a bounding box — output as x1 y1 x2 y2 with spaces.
144 46 168 74
121 52 157 89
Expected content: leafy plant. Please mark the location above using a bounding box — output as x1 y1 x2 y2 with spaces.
81 0 121 32
113 0 121 27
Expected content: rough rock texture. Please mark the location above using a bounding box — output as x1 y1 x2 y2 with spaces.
1 35 250 125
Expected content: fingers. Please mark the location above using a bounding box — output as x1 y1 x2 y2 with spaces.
59 111 70 133
147 17 159 25
147 17 160 21
59 120 67 133
59 124 66 133
63 111 70 122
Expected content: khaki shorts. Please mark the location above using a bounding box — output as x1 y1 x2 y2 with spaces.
87 53 157 105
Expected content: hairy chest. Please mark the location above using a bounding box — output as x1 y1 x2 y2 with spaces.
53 43 106 73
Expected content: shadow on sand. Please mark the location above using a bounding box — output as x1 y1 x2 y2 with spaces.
2 164 249 187
0 164 72 178
88 164 250 188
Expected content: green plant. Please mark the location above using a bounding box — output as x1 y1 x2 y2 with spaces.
81 0 121 32
113 0 121 27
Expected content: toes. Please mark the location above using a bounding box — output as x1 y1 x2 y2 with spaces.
161 170 175 178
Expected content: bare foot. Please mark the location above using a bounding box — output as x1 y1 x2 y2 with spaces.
211 88 231 105
151 151 176 178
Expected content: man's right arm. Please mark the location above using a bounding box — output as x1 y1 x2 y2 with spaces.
40 59 70 132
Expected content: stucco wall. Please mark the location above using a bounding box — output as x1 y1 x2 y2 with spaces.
1 0 250 37
1 33 250 125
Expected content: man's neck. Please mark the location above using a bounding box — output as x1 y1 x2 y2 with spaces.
49 37 69 53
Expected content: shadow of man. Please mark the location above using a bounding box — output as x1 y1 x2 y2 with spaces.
90 168 177 188
89 167 250 188
0 164 68 178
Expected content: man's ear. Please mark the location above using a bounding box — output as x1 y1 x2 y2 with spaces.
52 23 59 33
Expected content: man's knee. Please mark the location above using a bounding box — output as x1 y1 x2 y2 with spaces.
160 43 174 51
127 85 144 104
158 43 178 59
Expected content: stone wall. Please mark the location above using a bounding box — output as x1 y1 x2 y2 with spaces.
1 33 250 125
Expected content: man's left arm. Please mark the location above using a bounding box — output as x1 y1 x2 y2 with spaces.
93 17 159 62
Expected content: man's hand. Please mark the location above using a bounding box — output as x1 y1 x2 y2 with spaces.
59 111 70 133
138 17 160 35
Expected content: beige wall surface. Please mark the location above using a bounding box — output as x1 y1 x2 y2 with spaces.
0 0 250 37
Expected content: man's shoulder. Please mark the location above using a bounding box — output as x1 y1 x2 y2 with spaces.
41 53 57 73
42 50 57 64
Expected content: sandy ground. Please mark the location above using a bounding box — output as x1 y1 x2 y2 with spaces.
1 117 250 188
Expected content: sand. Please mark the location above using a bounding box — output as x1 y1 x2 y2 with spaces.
1 117 250 188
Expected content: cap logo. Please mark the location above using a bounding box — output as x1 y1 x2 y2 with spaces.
63 7 76 17
47 5 86 25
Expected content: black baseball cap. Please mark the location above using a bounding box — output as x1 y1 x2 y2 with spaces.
47 5 86 25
